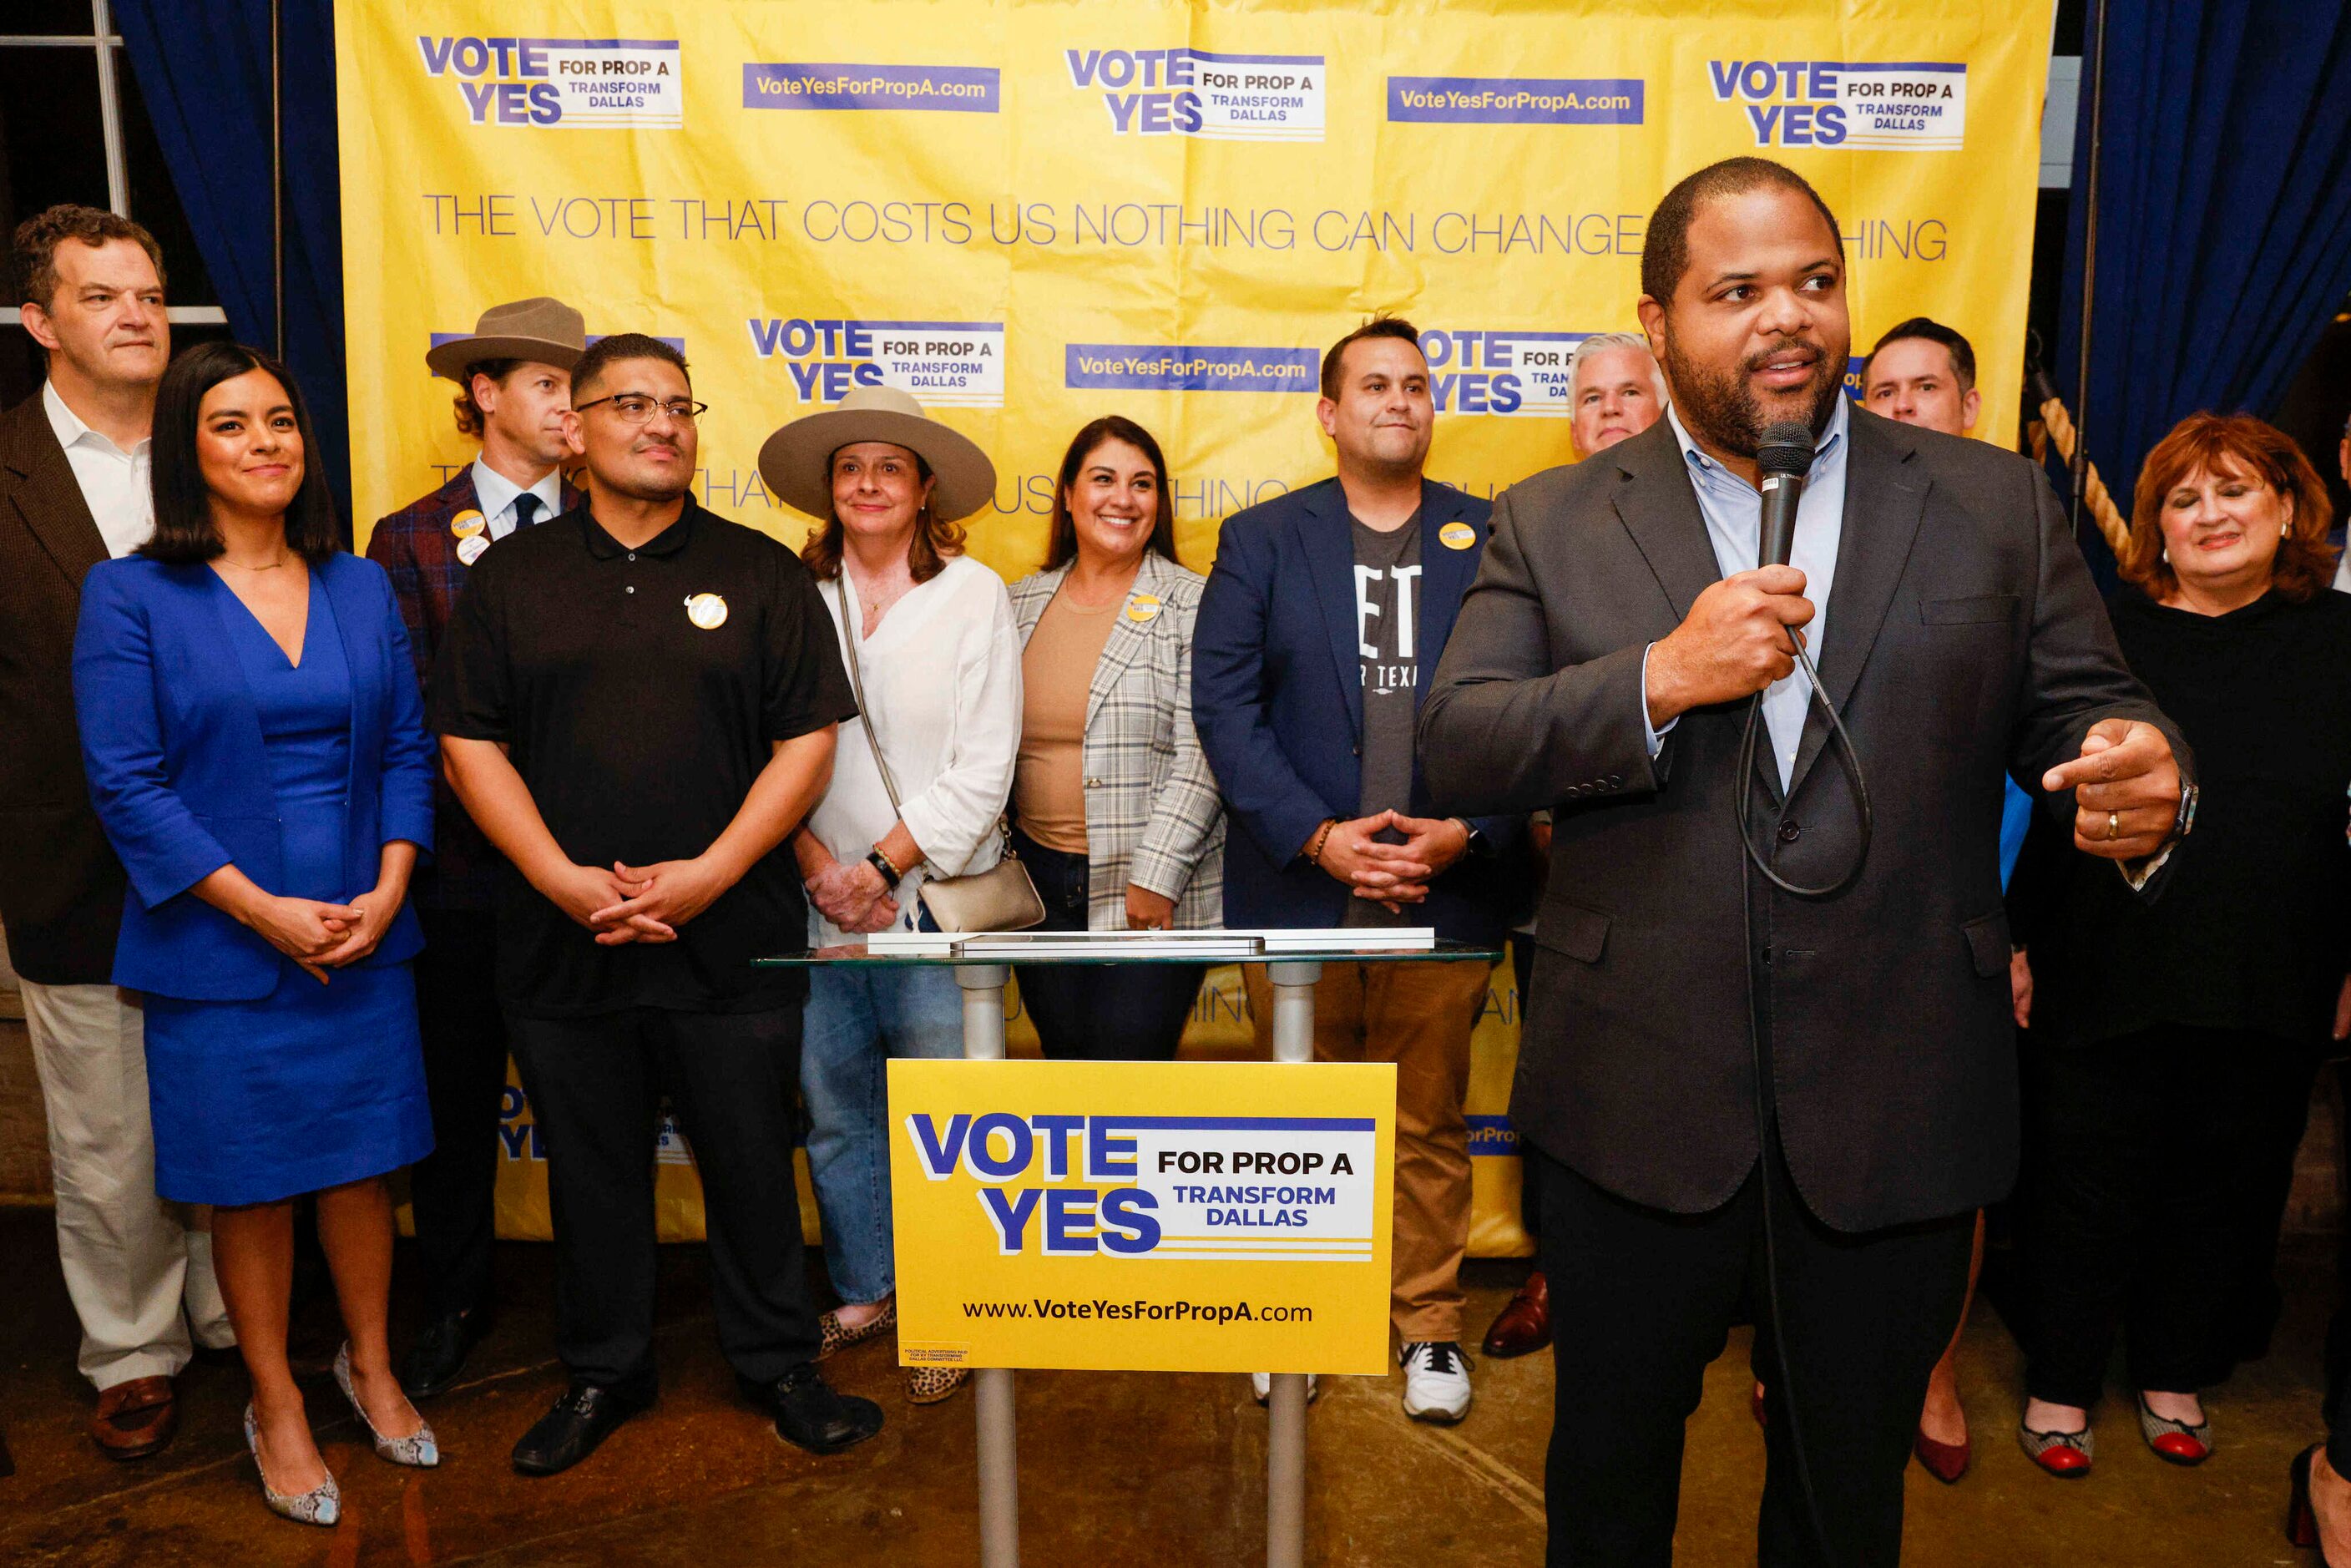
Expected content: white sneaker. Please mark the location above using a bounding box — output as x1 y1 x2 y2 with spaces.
1250 1372 1319 1405
1399 1341 1472 1424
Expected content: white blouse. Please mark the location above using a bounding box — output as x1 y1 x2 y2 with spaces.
806 553 1024 943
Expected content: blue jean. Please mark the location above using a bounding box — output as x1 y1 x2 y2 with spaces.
800 963 967 1304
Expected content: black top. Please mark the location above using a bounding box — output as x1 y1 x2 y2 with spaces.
429 498 857 1017
1342 508 1423 930
2023 586 2351 1052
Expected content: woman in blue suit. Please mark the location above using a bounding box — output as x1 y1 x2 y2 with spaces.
74 343 438 1525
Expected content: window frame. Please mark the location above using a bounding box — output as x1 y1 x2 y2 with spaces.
1 0 225 326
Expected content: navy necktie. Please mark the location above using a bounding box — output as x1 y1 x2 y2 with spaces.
512 493 543 530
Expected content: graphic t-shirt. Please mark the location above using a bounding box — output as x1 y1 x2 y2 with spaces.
1342 509 1422 928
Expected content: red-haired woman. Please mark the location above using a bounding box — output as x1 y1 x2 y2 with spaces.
2014 413 2350 1478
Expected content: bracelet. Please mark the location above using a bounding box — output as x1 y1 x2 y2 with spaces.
1306 819 1337 867
866 847 904 889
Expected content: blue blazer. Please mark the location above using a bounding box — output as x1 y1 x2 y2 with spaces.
1193 477 1523 942
73 551 436 1002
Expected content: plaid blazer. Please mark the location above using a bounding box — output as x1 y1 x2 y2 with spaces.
367 465 581 910
1007 551 1224 928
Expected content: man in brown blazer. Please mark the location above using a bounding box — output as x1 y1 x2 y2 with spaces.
2 205 231 1459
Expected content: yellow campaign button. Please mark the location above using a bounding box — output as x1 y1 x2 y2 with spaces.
1125 593 1162 624
685 593 729 630
1439 520 1477 551
449 508 487 539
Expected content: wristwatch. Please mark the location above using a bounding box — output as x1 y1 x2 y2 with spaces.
866 847 904 889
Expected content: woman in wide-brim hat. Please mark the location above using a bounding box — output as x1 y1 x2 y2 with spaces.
771 386 1019 1406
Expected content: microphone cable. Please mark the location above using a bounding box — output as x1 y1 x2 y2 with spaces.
1732 418 1875 1568
1735 640 1872 898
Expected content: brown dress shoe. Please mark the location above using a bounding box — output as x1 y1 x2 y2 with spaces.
1481 1269 1553 1358
92 1375 178 1460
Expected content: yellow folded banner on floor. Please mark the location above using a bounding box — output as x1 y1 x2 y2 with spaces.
887 1059 1395 1373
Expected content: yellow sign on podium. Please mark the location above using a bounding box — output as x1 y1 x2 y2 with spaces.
888 1059 1395 1374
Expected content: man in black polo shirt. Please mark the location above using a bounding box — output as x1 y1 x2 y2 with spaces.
432 332 879 1473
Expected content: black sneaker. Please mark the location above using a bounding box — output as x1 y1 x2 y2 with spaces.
511 1379 655 1475
402 1308 493 1401
744 1363 884 1455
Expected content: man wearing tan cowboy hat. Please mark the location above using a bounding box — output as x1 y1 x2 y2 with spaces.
366 296 585 1400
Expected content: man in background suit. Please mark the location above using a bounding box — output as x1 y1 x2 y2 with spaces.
1421 159 2191 1563
1194 316 1522 1425
1484 329 1673 1366
367 296 584 1399
0 204 232 1459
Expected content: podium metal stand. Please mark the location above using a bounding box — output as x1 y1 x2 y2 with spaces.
760 930 1499 1567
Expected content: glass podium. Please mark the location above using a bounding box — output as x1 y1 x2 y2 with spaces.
757 929 1503 1568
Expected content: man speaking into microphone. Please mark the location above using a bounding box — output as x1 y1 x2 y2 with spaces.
1421 157 2192 1565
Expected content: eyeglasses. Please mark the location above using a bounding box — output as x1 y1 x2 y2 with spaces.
574 392 709 424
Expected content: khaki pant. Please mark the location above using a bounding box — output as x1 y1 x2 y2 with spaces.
20 980 232 1388
1245 959 1491 1343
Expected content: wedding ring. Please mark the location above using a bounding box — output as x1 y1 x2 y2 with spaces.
2106 810 2120 841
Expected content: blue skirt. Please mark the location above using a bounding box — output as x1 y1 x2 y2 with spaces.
145 958 432 1207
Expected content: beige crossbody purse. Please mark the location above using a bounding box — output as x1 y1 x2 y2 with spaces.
832 574 1044 933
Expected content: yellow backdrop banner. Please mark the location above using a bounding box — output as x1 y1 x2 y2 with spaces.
342 1 2053 1250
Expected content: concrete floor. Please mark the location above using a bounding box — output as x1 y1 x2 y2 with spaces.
0 1205 2329 1565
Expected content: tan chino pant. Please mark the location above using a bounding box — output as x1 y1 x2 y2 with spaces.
20 979 233 1388
1245 959 1492 1344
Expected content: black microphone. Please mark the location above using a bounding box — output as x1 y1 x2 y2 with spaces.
1756 420 1817 569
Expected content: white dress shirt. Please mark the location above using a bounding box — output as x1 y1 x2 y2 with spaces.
1643 395 1851 788
468 457 564 540
806 554 1024 943
44 381 153 559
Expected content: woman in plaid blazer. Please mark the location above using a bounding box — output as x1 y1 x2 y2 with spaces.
1006 417 1225 1059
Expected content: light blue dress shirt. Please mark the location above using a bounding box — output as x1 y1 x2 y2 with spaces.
1644 395 1850 788
469 458 565 541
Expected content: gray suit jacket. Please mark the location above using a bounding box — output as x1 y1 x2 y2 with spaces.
1420 407 2187 1231
1007 551 1225 928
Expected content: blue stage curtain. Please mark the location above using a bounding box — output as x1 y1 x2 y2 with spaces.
113 0 351 532
2055 3 2351 535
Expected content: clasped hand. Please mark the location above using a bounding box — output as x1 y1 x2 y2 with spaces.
806 855 900 934
539 857 733 946
245 888 397 984
1314 809 1470 913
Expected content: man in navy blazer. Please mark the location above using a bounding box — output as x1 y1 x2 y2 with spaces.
367 296 585 1401
1195 316 1521 1425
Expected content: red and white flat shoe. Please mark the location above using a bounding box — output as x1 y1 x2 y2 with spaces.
2138 1395 2212 1466
2019 1421 2093 1478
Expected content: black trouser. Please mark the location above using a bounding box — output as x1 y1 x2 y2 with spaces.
1535 1141 1971 1567
410 905 512 1322
507 1003 822 1391
2329 1060 2351 1476
2017 1023 2321 1407
1009 827 1205 1062
2227 1047 2327 1360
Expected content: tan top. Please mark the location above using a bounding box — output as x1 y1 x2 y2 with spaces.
1014 585 1120 854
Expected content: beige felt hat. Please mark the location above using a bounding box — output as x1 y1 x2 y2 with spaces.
425 296 587 382
758 384 997 524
